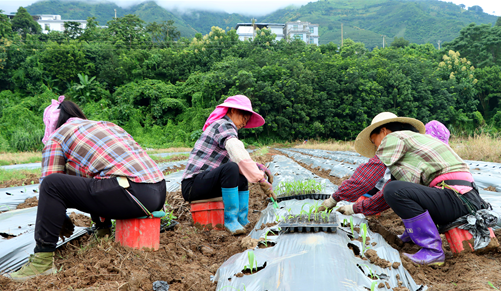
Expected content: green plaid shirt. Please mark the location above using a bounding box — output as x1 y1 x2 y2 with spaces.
376 131 469 186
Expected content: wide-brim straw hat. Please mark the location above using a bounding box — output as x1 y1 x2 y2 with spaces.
216 95 265 128
354 112 425 158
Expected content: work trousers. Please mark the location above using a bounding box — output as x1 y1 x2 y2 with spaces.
383 180 489 226
35 173 166 252
181 162 248 202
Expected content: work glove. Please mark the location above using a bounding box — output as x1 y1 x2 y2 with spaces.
256 163 273 184
337 205 355 216
259 179 277 201
317 197 337 212
59 214 75 242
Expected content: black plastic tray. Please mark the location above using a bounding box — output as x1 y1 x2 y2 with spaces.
279 223 337 233
273 194 331 203
160 220 179 233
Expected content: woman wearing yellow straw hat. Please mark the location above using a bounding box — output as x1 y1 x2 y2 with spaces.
182 95 275 235
354 112 490 265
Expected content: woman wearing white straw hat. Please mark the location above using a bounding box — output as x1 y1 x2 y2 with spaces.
182 95 276 235
354 112 490 265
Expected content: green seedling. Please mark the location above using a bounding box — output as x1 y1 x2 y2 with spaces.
488 282 499 290
363 264 379 280
350 216 354 236
276 179 324 196
243 250 257 274
342 218 348 227
370 281 378 291
361 223 369 255
263 230 276 247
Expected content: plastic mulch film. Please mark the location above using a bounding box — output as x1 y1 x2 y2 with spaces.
151 152 190 158
165 170 184 193
0 162 41 171
288 148 370 165
218 200 425 291
0 207 88 274
277 148 357 178
157 160 188 172
268 155 338 196
0 184 40 212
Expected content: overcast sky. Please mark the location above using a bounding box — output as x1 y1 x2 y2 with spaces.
0 0 500 17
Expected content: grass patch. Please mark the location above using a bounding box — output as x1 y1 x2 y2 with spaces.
151 154 189 163
0 151 42 166
147 147 192 154
450 134 501 162
293 139 355 152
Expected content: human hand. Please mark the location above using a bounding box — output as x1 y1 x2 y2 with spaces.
259 180 277 201
59 214 75 242
336 205 354 215
317 196 337 212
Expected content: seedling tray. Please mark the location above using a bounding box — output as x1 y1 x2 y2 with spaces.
279 214 338 234
273 194 331 202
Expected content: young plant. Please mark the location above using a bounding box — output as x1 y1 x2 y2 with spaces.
488 282 499 290
363 264 379 280
370 281 378 291
262 230 276 247
350 216 354 236
243 250 257 274
361 223 369 254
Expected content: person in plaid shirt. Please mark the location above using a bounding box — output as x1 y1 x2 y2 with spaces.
182 95 275 235
354 112 489 266
6 100 165 282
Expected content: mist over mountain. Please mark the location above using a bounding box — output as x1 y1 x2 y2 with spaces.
25 0 498 48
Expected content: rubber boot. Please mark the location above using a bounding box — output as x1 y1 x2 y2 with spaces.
237 190 250 226
402 210 445 265
4 252 56 282
398 229 412 243
221 187 245 235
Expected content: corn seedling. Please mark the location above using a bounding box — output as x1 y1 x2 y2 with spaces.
488 282 499 290
263 230 275 247
350 216 354 236
276 179 323 196
363 264 379 280
243 250 257 274
370 281 378 291
361 223 369 255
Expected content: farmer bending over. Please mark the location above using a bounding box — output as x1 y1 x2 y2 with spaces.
318 114 451 218
182 95 275 235
5 98 165 281
356 112 489 265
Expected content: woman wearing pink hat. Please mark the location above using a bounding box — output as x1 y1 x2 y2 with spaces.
182 95 275 235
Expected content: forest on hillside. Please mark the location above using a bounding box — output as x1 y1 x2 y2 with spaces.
23 0 499 48
0 8 501 152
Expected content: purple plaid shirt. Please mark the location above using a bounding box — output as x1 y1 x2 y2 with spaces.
182 116 238 180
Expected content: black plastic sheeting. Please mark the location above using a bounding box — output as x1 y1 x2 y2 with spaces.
0 207 88 274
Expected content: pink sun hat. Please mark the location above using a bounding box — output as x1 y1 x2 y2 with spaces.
42 95 65 145
203 95 265 131
425 120 450 145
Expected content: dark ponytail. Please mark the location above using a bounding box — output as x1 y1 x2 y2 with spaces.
56 101 87 129
370 122 419 136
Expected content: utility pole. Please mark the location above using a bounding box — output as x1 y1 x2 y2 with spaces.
382 35 386 48
114 9 117 19
251 18 256 39
437 40 441 50
341 23 343 46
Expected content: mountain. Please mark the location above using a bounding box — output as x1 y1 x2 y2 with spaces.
24 0 499 48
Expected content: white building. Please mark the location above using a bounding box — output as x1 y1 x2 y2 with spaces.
235 23 285 41
285 20 319 45
36 15 87 34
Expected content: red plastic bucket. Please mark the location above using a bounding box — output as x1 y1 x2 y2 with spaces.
190 201 224 230
444 226 497 254
115 217 161 251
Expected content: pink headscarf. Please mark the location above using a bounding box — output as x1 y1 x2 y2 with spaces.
42 95 65 145
425 120 450 145
202 95 265 131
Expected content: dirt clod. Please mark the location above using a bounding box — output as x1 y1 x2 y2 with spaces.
16 196 38 209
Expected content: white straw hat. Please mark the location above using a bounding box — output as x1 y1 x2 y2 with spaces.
354 112 425 158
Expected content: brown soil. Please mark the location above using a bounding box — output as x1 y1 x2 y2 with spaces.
0 172 40 188
70 212 93 227
2 150 501 290
0 151 276 291
154 155 189 164
16 196 39 209
162 165 185 176
484 186 497 191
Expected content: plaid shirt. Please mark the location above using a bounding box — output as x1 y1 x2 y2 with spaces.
41 118 163 184
182 116 238 180
332 156 390 216
376 131 469 186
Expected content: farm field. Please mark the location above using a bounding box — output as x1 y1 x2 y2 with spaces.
1 148 500 290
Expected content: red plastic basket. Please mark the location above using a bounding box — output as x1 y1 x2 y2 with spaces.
190 201 224 230
115 217 161 251
445 226 496 254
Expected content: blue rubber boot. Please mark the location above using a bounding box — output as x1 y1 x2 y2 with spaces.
237 190 250 226
221 187 245 235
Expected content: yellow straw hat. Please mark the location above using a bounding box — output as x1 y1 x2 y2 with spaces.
354 112 425 158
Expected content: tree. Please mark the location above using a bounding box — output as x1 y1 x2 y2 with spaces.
468 5 483 13
11 7 41 38
63 21 83 39
106 14 151 48
459 4 465 9
146 20 181 46
496 17 501 27
0 10 12 38
80 17 102 42
390 37 410 48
